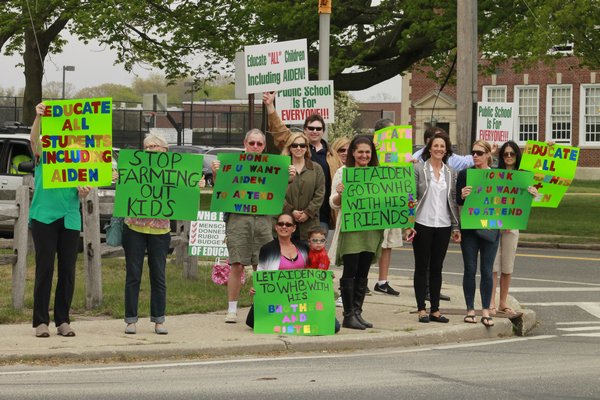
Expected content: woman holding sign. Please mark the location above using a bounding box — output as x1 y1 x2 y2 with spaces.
29 103 91 338
122 133 171 335
329 136 383 330
281 133 326 240
404 133 461 324
456 140 499 328
491 141 538 317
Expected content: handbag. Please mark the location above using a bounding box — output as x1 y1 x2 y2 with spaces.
211 258 246 285
475 229 499 243
105 217 124 247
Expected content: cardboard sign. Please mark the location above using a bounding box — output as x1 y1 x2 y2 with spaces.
341 166 416 232
520 141 579 208
476 102 515 145
461 169 534 229
210 153 289 215
41 98 112 188
114 149 203 220
276 80 334 124
188 211 229 257
244 39 308 94
253 270 335 336
373 125 413 166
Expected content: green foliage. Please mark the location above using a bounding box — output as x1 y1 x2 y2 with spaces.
328 92 359 142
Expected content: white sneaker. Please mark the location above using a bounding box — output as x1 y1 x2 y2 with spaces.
335 296 343 308
225 311 237 323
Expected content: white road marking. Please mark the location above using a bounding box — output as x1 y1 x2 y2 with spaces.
0 335 557 377
521 302 600 318
556 321 600 325
509 287 600 292
557 327 600 332
563 333 600 338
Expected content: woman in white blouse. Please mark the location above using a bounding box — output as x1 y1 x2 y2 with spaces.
404 133 461 323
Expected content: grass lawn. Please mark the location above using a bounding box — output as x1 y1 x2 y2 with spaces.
0 255 254 324
568 179 600 193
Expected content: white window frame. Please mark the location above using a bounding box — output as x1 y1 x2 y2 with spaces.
514 85 539 145
545 84 573 145
579 84 600 148
482 85 507 103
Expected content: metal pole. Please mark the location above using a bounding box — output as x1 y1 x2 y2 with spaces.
318 1 331 140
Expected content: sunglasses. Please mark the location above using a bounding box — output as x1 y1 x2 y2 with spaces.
306 126 323 132
471 150 486 156
290 143 307 149
337 148 348 153
276 222 294 227
310 238 326 243
247 141 264 147
145 144 164 150
503 151 516 158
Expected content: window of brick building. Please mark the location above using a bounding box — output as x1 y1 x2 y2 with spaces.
547 85 572 144
580 85 600 146
515 86 539 144
482 86 507 103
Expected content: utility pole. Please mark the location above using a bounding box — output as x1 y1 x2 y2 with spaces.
456 0 478 155
318 0 331 139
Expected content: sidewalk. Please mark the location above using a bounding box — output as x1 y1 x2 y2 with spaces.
0 269 536 364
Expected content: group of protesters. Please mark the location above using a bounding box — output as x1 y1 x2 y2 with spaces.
29 96 535 337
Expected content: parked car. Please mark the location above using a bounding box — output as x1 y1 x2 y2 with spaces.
202 146 244 186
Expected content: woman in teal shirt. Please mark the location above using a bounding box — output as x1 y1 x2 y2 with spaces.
30 103 90 338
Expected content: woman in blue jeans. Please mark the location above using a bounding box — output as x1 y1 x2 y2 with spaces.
122 133 171 335
456 140 499 327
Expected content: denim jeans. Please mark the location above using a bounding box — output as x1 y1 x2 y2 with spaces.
123 225 171 323
460 229 500 310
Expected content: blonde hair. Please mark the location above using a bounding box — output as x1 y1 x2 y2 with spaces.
144 132 169 149
472 139 492 166
331 136 351 154
281 132 311 159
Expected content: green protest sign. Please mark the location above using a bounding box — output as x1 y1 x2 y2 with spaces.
113 149 203 220
41 98 113 188
341 166 416 232
253 269 335 336
460 169 534 229
519 141 580 208
211 153 290 215
373 125 413 166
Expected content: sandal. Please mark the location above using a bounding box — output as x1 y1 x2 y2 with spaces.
429 314 449 323
481 316 494 327
463 314 477 324
499 307 516 316
489 306 497 316
418 312 430 323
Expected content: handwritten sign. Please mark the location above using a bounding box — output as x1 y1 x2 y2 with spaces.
41 98 112 188
520 141 579 208
188 211 228 257
341 166 416 232
114 149 203 220
276 80 334 124
210 153 289 215
461 169 534 229
244 39 308 94
476 102 515 145
253 269 335 336
373 125 413 166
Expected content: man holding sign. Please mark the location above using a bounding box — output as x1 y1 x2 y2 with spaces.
212 129 295 324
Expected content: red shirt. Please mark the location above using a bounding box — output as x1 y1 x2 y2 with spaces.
307 248 330 270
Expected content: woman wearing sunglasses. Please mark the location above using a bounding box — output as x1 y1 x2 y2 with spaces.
456 140 499 327
329 135 383 330
490 141 538 317
281 133 326 240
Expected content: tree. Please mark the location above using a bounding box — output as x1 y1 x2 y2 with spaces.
328 92 359 142
0 1 243 123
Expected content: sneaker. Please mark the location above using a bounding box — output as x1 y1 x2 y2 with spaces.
365 286 372 296
225 311 237 323
374 281 400 296
154 323 168 335
125 323 136 334
35 324 50 338
57 322 76 337
335 296 343 308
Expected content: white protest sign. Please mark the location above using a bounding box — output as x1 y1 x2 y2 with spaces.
244 39 308 94
276 81 334 124
188 211 229 257
476 102 515 145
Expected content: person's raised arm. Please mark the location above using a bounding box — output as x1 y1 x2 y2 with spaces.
263 91 291 151
30 103 46 156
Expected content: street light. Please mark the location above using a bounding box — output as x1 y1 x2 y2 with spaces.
62 65 75 99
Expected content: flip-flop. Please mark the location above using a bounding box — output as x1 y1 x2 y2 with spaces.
481 316 494 328
463 315 477 324
499 307 516 316
489 307 497 316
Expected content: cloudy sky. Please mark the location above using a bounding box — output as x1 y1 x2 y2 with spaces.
1 36 402 102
